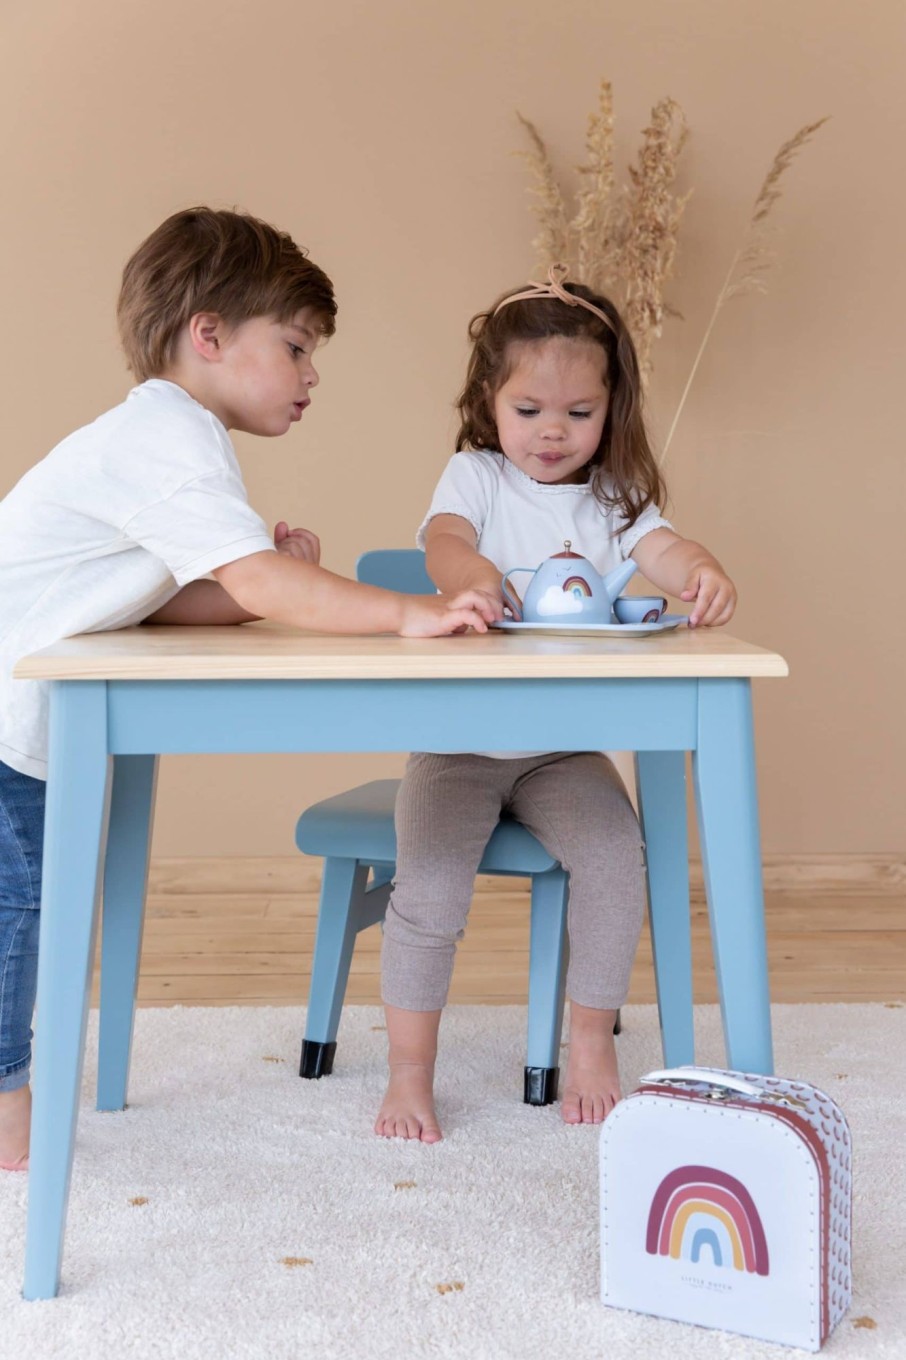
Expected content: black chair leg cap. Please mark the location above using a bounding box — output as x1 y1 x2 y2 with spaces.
300 1039 337 1079
524 1066 559 1105
613 1008 622 1036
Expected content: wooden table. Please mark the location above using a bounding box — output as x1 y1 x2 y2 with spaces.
15 622 787 1298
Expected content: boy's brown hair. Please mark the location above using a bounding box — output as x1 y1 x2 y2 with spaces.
117 206 337 381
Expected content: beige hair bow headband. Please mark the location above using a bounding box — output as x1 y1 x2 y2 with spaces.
493 262 616 333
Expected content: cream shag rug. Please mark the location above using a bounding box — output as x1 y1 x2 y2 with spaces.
0 1004 903 1359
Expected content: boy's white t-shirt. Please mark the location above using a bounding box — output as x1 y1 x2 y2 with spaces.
0 379 276 779
416 449 673 758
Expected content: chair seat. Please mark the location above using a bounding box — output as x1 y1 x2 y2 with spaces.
296 778 559 875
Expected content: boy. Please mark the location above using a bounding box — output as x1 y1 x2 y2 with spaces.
0 206 498 1170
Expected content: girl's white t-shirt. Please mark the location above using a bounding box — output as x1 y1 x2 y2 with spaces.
0 379 276 779
416 450 673 758
417 449 672 576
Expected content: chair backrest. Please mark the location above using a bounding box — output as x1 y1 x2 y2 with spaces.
355 549 435 595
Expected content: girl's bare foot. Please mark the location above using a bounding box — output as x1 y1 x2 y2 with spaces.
374 1062 442 1143
373 1004 443 1142
0 1084 31 1171
561 1002 622 1125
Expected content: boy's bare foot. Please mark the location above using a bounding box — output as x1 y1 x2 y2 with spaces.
374 1062 443 1143
561 1002 622 1125
0 1084 31 1171
373 1003 443 1142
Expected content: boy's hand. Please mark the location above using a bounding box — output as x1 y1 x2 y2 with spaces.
397 589 503 638
680 565 737 628
274 521 320 565
471 585 508 617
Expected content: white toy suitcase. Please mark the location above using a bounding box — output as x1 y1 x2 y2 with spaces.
600 1066 852 1351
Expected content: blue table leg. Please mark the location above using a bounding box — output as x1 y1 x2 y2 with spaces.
635 751 695 1066
97 755 158 1113
692 679 774 1074
25 682 110 1300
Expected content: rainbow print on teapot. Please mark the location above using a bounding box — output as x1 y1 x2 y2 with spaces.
561 574 594 599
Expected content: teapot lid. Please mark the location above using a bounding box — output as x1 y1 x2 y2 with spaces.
550 539 583 559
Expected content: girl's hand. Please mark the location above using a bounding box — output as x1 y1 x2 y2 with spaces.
274 521 320 565
680 565 737 627
397 589 503 638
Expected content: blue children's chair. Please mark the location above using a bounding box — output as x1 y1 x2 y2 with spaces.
295 549 697 1105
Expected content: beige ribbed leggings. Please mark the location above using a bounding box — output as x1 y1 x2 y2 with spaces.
382 751 647 1012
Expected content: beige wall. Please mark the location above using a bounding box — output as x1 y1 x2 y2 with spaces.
1 1 903 857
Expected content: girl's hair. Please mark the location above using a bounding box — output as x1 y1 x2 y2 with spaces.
455 279 665 530
117 206 337 381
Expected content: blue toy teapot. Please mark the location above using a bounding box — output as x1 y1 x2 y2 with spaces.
501 541 637 624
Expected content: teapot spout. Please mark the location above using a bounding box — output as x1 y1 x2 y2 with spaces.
601 558 638 605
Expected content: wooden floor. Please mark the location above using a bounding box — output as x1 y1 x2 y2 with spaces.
95 882 906 1009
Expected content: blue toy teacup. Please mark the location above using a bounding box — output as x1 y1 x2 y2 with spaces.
612 595 668 625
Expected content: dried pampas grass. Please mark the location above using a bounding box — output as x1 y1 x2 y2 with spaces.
621 97 691 377
517 82 691 379
516 112 570 270
516 86 827 423
659 117 829 463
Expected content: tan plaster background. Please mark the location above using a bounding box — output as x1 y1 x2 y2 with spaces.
1 0 903 857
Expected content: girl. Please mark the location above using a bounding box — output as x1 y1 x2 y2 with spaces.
374 265 736 1143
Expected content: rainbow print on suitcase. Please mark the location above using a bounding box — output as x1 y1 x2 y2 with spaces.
600 1067 852 1351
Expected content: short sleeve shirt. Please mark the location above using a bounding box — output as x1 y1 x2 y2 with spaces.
0 380 275 777
417 450 672 575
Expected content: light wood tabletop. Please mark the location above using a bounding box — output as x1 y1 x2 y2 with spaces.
16 621 789 681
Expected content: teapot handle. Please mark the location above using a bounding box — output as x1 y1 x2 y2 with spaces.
500 568 533 621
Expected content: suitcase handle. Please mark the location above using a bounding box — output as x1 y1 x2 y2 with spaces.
642 1067 763 1097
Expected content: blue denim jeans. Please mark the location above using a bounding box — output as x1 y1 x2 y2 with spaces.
0 760 45 1091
